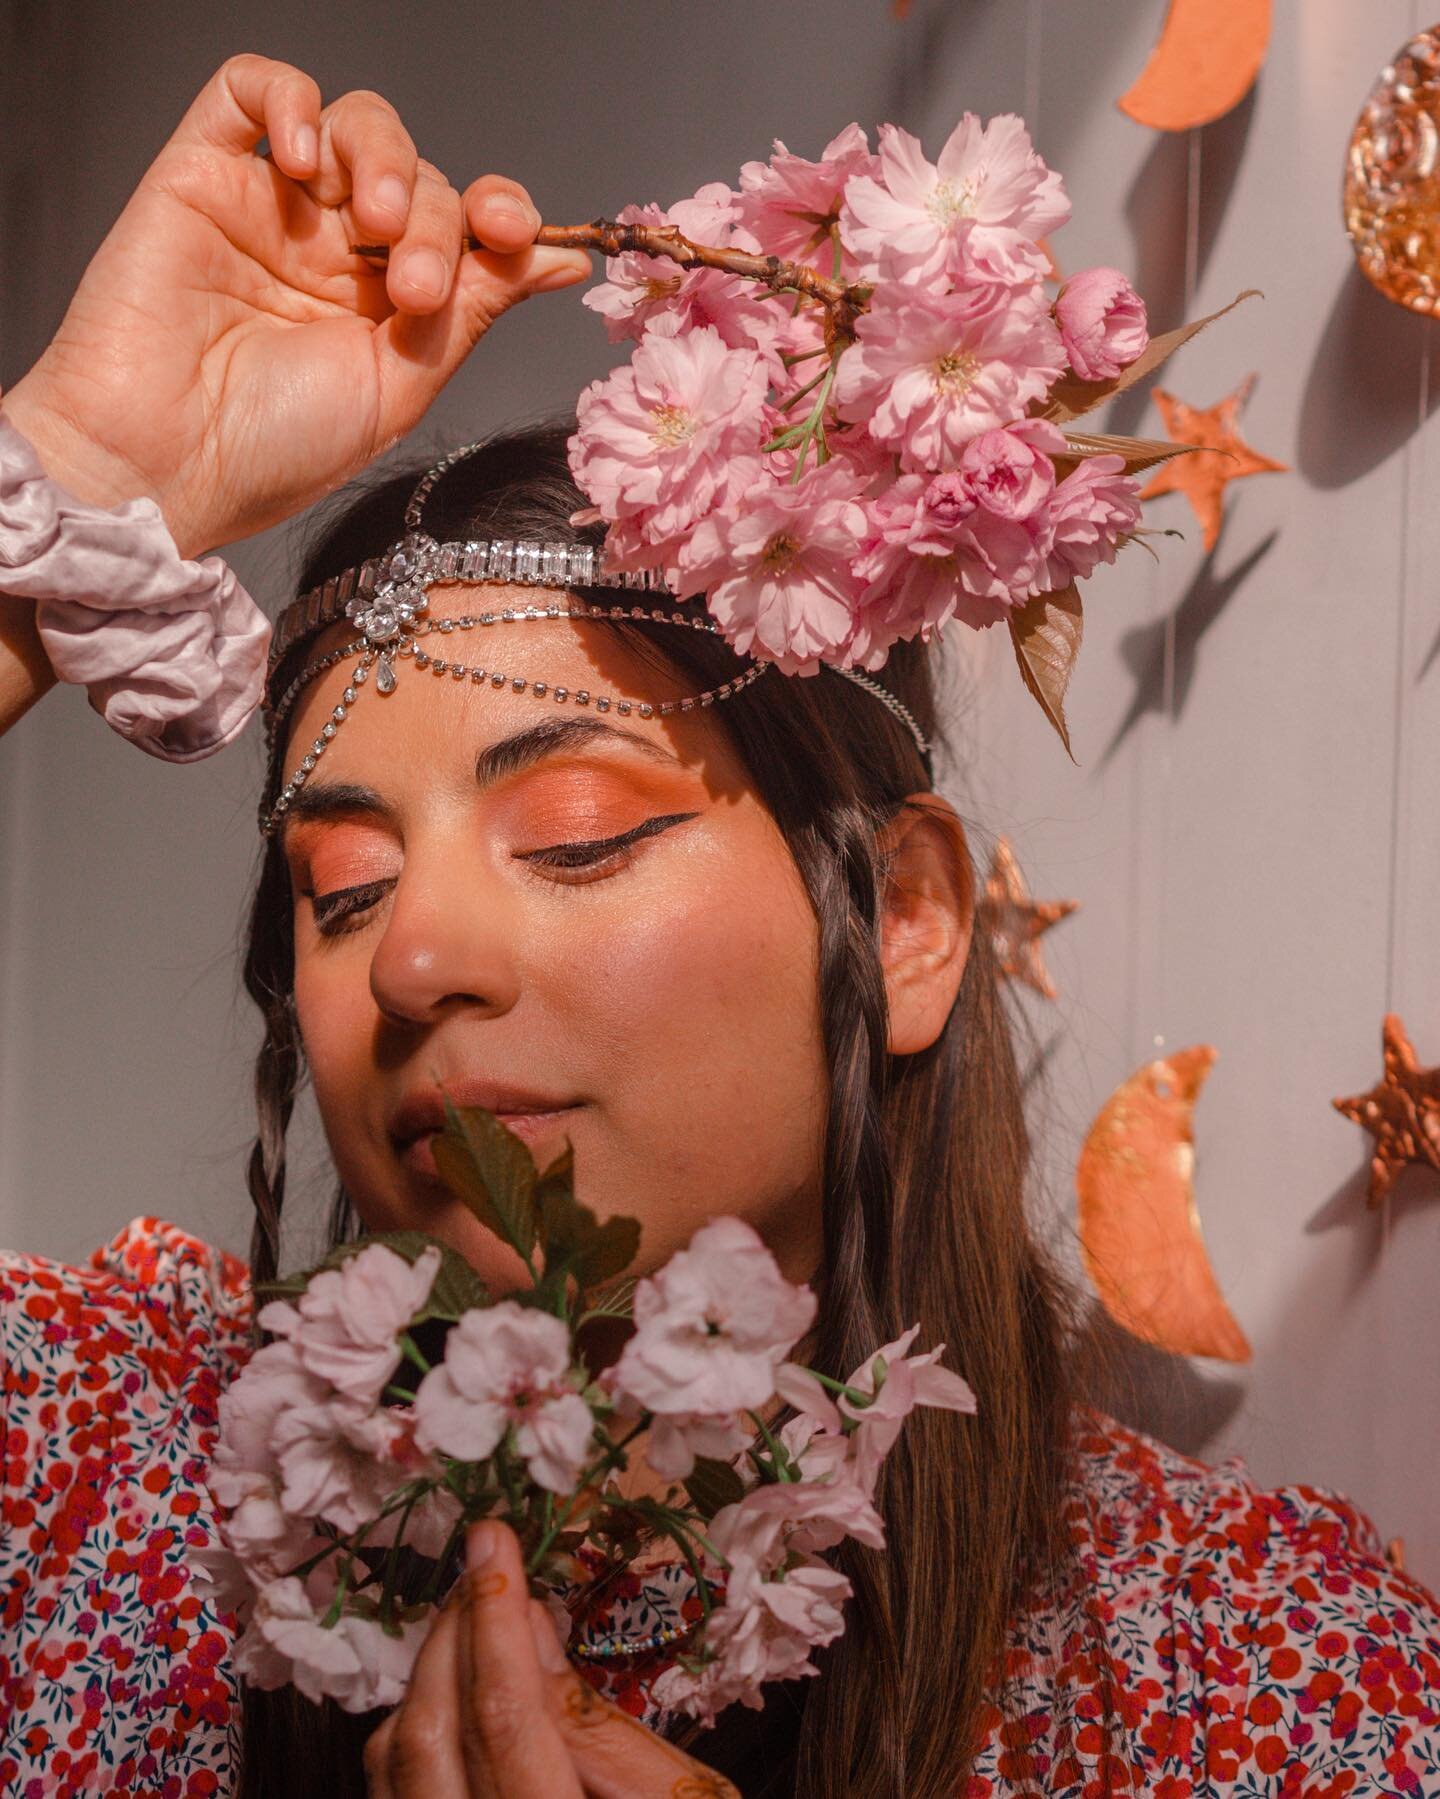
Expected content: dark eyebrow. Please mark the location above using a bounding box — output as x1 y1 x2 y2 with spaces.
280 716 682 841
472 715 682 788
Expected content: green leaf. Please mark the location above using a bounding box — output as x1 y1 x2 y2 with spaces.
1008 582 1084 762
683 1457 747 1522
539 1187 642 1291
520 1138 642 1293
430 1100 540 1266
254 1229 488 1325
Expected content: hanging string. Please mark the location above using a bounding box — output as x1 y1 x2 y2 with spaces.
1147 128 1203 1056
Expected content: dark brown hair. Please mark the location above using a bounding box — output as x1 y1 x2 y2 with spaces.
239 422 1090 1797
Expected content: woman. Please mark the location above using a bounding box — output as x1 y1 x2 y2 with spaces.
1 53 1437 1799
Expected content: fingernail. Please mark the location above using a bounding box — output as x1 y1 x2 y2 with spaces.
466 1520 497 1569
293 124 318 168
532 260 589 294
376 174 409 220
403 247 447 297
482 194 535 233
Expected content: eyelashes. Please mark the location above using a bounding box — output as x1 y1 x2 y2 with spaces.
306 811 699 938
516 811 698 874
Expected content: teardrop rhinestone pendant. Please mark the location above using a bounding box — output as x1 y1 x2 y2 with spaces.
376 653 397 695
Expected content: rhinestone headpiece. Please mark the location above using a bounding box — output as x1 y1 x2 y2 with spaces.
258 442 931 837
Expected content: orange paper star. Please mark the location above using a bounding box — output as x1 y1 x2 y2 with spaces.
1332 1013 1440 1207
1140 374 1287 551
980 838 1079 1000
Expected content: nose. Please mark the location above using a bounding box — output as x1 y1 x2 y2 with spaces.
367 845 523 1027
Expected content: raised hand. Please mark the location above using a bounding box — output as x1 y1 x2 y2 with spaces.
0 54 591 560
363 1521 737 1799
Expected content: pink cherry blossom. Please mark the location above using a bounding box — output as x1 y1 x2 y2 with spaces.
651 1495 854 1723
269 1394 421 1536
582 193 785 370
213 1338 330 1483
256 1243 441 1409
235 1577 430 1713
645 1411 751 1481
1037 455 1142 589
838 1325 976 1494
847 473 1028 669
569 324 770 552
1055 267 1148 382
833 284 1065 470
840 116 1069 286
656 1553 850 1723
955 418 1063 522
736 123 877 267
612 1216 817 1421
413 1302 595 1494
722 1469 886 1557
679 462 868 673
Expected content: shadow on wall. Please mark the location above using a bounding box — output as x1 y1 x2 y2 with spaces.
1101 529 1279 766
1078 1302 1246 1458
1107 89 1257 441
1296 267 1440 488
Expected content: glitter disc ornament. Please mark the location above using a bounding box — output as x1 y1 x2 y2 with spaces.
1345 28 1440 314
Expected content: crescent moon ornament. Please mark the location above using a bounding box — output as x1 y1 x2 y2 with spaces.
1117 0 1272 132
1076 1045 1252 1364
1344 31 1440 314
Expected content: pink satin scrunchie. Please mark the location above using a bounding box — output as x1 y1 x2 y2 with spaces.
0 410 271 762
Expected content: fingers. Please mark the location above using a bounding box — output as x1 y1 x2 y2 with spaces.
175 53 321 178
459 1521 584 1798
363 1597 471 1798
463 177 591 293
528 1605 741 1799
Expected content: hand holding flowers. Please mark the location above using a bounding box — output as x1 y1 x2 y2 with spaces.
201 1100 976 1732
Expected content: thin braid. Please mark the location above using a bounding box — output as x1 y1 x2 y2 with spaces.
242 839 301 1301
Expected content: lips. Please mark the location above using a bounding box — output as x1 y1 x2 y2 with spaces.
389 1077 583 1180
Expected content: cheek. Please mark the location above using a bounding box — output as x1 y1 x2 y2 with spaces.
294 960 373 1139
568 828 825 1179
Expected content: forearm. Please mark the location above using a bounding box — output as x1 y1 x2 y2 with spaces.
0 593 57 734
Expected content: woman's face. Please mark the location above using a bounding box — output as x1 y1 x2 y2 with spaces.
278 586 828 1296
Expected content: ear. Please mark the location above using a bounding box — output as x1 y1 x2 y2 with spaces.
877 794 975 1057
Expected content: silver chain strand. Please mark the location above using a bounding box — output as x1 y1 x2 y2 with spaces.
259 603 771 836
259 442 932 835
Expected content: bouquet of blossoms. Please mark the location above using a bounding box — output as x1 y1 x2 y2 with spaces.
550 114 1250 753
199 1102 976 1722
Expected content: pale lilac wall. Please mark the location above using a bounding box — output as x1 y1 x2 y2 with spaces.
3 0 1437 1579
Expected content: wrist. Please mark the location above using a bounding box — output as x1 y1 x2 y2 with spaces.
0 374 199 557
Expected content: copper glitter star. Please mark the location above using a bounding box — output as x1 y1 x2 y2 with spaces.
1140 374 1288 551
979 838 1079 1000
1332 1013 1440 1207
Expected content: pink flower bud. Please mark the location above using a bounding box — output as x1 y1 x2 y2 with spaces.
1055 267 1148 382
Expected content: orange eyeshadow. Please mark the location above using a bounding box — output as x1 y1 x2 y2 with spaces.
492 761 704 848
289 823 400 893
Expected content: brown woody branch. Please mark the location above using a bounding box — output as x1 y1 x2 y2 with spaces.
350 219 870 340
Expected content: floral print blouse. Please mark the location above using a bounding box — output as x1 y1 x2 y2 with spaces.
1 1217 1437 1796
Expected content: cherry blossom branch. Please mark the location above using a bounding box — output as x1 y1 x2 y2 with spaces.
349 222 871 338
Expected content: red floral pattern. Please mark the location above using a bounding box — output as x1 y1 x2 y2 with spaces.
2 1218 1437 1795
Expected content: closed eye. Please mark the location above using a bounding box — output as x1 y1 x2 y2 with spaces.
309 876 396 935
516 811 699 879
305 811 699 934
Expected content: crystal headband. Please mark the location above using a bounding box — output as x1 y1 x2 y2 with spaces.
258 443 932 837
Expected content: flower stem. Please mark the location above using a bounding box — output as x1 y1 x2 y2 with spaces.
349 221 871 335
